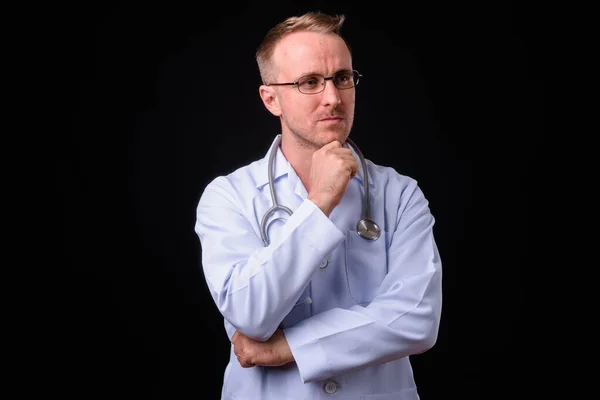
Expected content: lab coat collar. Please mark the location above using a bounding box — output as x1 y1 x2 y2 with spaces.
255 135 290 189
255 135 374 189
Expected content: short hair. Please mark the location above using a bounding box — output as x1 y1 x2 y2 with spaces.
256 11 351 85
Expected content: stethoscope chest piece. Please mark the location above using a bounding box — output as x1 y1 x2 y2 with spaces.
356 218 381 241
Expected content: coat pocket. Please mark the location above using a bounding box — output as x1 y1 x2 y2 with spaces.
344 229 389 305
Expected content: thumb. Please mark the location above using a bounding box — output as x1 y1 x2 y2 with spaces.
322 140 342 150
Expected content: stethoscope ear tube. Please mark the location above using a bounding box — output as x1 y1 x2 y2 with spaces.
261 134 294 246
346 138 381 241
345 138 370 221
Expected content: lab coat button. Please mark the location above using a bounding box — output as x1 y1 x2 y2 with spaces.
324 381 337 394
319 259 328 268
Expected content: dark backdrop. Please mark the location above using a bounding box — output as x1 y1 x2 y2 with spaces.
55 2 541 399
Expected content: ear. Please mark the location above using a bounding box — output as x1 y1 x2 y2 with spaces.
259 85 282 116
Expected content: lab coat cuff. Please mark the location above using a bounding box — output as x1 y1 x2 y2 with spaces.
295 199 345 251
284 329 330 383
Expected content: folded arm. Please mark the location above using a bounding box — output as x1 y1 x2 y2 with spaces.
283 183 443 382
195 177 346 341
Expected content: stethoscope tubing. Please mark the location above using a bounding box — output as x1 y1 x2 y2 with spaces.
260 134 376 246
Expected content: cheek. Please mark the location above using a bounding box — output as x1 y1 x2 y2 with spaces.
283 97 319 118
342 91 356 106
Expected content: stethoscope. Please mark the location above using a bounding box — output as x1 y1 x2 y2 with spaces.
260 134 381 246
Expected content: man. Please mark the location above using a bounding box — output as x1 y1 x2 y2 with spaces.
195 11 442 400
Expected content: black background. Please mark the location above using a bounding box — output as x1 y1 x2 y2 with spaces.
53 1 542 399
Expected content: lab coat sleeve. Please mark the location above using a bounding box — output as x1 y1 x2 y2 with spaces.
195 177 346 341
283 183 442 383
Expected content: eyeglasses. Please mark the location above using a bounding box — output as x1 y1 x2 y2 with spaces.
267 70 362 94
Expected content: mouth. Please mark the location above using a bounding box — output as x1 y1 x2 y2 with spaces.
319 116 344 122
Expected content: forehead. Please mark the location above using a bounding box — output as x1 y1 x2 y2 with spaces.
272 31 352 79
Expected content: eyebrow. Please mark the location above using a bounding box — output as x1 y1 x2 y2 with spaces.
298 68 352 78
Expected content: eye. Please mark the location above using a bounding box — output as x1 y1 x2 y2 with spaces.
298 76 322 88
335 72 353 86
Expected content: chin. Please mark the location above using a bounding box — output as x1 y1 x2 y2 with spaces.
320 130 349 146
288 127 350 149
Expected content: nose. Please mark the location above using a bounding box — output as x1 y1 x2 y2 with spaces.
321 79 341 106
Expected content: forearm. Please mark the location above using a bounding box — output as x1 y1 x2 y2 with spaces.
284 267 442 382
201 199 345 341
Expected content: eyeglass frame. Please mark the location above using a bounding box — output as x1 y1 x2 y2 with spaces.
266 69 362 94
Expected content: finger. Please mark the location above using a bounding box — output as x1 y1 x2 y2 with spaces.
235 350 244 363
238 355 255 368
350 161 359 177
328 147 352 156
337 152 358 162
327 150 355 163
338 153 360 169
320 140 342 152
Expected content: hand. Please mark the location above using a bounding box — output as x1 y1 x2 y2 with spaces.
231 329 294 368
307 141 359 216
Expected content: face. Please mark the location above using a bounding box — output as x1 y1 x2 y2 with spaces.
260 31 355 150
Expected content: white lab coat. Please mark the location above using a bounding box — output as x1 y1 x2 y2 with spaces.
195 135 442 399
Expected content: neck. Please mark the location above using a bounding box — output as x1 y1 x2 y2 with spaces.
280 132 316 193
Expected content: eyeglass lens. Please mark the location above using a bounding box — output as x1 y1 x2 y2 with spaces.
297 71 359 94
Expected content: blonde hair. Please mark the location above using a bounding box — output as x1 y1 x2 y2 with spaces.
256 11 351 85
